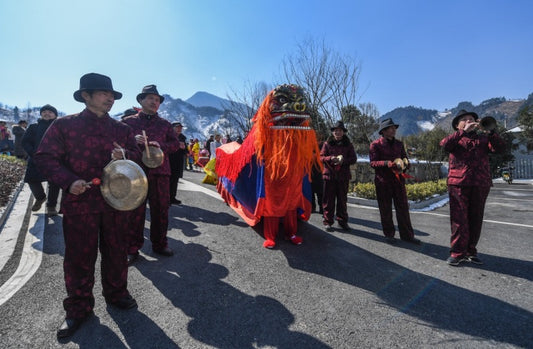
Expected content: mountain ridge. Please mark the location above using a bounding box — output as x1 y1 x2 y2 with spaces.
2 91 532 141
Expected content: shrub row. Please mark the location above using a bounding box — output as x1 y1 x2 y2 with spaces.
351 179 448 202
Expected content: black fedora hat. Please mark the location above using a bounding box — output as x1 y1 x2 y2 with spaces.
136 84 164 104
172 122 183 127
73 73 122 102
378 118 399 134
40 104 58 116
330 120 347 132
120 108 138 120
452 109 478 130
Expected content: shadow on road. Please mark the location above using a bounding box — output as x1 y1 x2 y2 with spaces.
136 239 331 348
275 222 533 347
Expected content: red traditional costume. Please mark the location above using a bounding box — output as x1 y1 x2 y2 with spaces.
216 84 321 248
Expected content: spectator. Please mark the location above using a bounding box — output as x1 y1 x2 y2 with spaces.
34 73 141 338
320 121 358 230
12 120 28 159
0 120 11 154
169 122 187 205
22 105 61 215
209 133 222 160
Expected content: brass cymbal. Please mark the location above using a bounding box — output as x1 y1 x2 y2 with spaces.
142 146 164 168
100 159 148 211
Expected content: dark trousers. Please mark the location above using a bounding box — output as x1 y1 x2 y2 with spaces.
28 181 60 207
169 172 180 201
322 179 349 224
448 185 490 258
127 175 170 253
375 180 414 239
311 176 323 213
62 212 129 319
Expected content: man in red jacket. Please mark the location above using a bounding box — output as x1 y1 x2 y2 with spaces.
369 118 420 245
320 121 357 230
123 85 179 264
34 73 141 338
440 110 506 266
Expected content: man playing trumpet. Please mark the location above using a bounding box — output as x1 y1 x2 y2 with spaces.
440 110 506 266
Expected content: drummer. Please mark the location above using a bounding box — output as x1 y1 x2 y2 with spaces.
369 118 420 245
34 73 142 338
122 84 179 263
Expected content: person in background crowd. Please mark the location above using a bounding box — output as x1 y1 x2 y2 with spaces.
205 134 214 157
169 122 187 205
122 84 179 264
320 121 357 231
12 120 28 159
0 120 11 154
187 138 195 170
440 110 506 266
369 118 420 245
311 137 324 214
22 105 61 215
191 138 200 170
209 133 222 160
34 73 141 338
120 107 138 120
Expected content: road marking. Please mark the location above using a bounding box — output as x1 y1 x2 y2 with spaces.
0 185 32 272
0 210 44 306
179 179 223 201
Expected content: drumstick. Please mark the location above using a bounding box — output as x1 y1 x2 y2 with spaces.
142 130 150 158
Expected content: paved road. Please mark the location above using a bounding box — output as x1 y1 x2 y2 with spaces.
0 171 532 348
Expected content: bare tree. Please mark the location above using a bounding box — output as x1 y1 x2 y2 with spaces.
223 80 271 138
341 103 379 155
280 37 364 139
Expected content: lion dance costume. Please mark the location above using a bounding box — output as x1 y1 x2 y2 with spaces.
216 84 322 248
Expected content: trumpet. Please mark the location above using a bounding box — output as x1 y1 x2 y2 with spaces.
478 116 497 132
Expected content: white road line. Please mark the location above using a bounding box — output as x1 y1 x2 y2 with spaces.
0 210 45 306
179 179 223 201
0 185 32 272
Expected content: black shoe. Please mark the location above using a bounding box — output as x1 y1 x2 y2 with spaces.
385 236 397 244
57 312 92 339
46 206 58 216
153 246 174 256
325 225 334 232
467 255 483 265
401 237 421 245
106 295 137 310
127 252 139 265
32 197 46 212
338 220 350 230
171 199 182 205
446 256 466 266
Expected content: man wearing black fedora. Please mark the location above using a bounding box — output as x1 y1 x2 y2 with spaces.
440 109 506 266
320 120 357 231
369 118 420 245
34 73 142 338
123 84 179 263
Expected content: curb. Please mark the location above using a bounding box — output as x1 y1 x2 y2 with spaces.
0 181 26 229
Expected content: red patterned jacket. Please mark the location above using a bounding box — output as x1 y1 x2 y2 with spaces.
440 130 506 187
122 112 179 177
369 137 409 184
34 109 141 215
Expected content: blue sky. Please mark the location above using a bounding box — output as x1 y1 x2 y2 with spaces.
1 0 532 116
